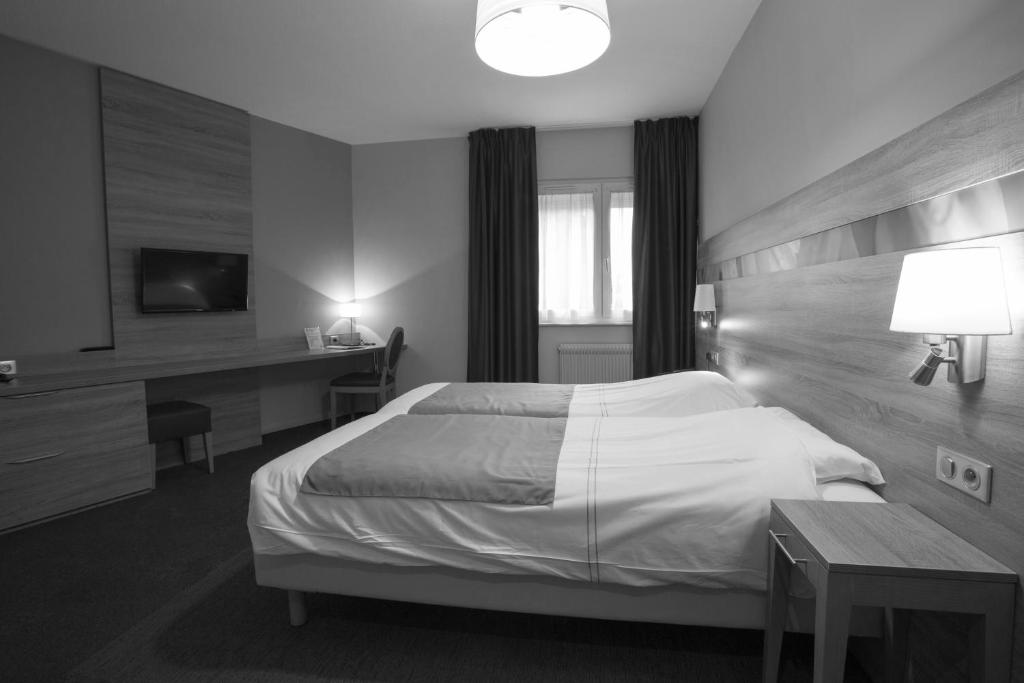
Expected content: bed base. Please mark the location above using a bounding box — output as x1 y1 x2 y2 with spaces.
255 552 882 636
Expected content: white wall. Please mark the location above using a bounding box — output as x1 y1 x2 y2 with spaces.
250 117 360 432
252 117 354 340
537 126 633 180
536 126 634 382
0 36 111 355
700 0 1024 239
351 138 470 393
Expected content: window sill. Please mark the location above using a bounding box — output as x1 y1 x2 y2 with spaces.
539 321 633 327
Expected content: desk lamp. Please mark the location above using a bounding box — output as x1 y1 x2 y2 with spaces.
338 302 362 345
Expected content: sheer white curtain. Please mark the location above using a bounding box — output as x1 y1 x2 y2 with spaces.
608 191 633 320
539 192 595 322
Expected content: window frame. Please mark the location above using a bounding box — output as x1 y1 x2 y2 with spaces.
538 177 634 325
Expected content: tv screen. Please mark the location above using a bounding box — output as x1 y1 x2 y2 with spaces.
140 248 249 313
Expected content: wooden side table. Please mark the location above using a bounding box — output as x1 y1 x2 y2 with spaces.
762 500 1017 683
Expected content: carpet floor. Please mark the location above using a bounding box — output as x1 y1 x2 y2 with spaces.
1 421 871 682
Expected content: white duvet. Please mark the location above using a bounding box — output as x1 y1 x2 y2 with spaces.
249 407 853 590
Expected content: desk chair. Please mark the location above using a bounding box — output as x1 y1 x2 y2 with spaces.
147 400 214 474
329 327 404 429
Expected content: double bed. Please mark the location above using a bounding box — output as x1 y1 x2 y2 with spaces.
248 373 885 631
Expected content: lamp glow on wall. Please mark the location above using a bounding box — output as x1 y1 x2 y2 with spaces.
889 248 1011 385
693 284 717 329
337 301 362 345
475 0 611 77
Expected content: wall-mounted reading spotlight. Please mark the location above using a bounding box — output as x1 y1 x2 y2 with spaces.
693 284 717 329
889 248 1011 385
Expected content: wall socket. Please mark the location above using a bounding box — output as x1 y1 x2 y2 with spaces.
935 446 992 504
328 335 341 345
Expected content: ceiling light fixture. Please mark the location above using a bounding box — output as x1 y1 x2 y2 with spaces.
475 0 611 77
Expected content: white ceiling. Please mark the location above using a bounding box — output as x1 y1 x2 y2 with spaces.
0 0 761 145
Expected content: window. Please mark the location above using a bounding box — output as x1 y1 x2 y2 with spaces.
538 179 633 323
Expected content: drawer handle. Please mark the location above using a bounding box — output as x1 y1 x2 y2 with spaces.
5 449 66 465
769 530 808 566
1 390 60 399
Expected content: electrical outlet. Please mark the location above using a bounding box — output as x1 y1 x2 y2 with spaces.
328 335 340 345
935 446 992 503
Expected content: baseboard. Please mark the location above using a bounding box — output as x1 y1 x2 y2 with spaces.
260 411 326 435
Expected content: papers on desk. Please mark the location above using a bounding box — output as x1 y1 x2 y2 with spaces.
304 327 324 351
326 343 377 350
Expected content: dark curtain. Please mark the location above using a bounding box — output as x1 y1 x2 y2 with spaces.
467 127 539 382
632 116 699 378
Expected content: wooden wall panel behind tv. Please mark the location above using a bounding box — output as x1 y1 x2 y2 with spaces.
101 69 260 453
101 68 256 358
698 69 1024 681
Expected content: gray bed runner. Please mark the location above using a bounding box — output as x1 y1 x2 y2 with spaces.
301 414 566 505
408 382 574 417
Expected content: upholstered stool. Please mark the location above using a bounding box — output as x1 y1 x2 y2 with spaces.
146 400 214 473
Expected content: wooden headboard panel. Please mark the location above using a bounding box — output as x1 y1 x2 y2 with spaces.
698 70 1024 679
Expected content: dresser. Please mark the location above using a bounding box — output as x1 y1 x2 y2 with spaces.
0 381 152 531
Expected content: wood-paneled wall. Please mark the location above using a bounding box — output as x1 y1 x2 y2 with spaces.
698 69 1024 680
101 68 256 358
101 70 261 454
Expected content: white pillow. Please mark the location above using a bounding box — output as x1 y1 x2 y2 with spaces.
763 407 885 485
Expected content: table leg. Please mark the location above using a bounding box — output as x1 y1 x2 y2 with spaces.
884 607 910 683
813 575 853 683
969 585 1015 683
762 538 791 683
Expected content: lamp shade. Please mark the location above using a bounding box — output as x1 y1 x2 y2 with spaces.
475 0 610 77
338 302 362 318
693 284 716 312
889 248 1011 335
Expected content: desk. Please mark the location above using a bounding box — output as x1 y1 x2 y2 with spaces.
763 500 1016 683
0 340 386 532
0 341 382 397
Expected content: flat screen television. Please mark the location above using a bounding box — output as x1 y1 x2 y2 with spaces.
140 248 249 313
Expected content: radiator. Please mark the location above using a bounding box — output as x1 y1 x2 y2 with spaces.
557 344 633 383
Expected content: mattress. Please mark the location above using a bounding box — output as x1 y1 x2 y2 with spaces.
249 406 884 591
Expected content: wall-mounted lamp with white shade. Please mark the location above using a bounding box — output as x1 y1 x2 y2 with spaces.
693 284 717 329
337 301 363 345
889 248 1011 385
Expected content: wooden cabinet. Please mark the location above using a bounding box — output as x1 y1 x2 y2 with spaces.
0 381 152 531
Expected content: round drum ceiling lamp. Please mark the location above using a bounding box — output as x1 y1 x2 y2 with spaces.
475 0 611 77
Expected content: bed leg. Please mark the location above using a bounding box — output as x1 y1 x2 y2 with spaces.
287 590 307 626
